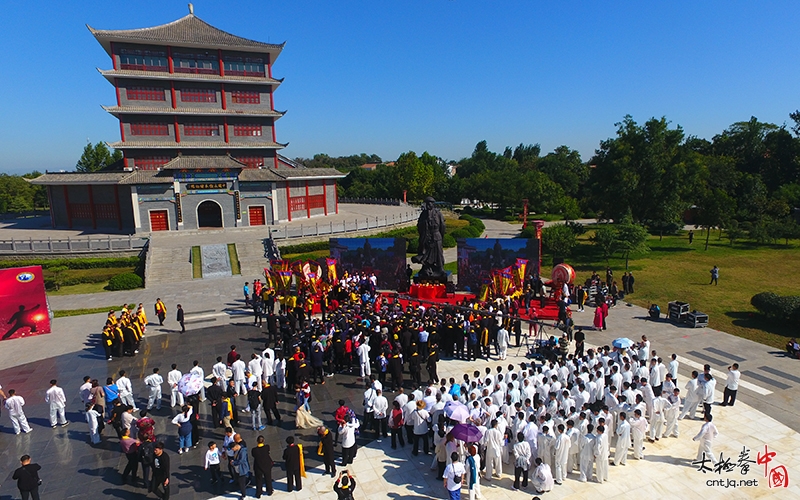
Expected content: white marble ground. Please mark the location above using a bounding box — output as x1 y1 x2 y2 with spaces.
208 348 800 500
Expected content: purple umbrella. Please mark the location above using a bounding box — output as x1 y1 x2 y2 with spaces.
444 401 470 423
450 423 484 443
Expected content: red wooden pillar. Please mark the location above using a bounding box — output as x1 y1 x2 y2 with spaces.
110 42 117 70
174 117 181 143
63 186 72 229
88 185 97 229
334 182 339 214
170 81 177 109
47 186 55 228
322 181 328 216
168 46 174 74
220 83 226 110
224 117 229 143
114 185 123 230
285 184 292 222
305 180 311 218
218 49 225 77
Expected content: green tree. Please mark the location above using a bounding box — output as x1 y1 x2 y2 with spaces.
591 225 617 265
0 175 36 213
76 141 123 172
396 151 435 201
616 221 650 269
537 146 588 198
588 115 685 223
725 220 745 246
696 188 735 250
541 224 577 260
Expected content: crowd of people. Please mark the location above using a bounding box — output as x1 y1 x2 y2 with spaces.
2 267 744 500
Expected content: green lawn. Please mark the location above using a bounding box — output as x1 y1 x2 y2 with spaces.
191 246 202 279
558 229 800 348
48 282 113 296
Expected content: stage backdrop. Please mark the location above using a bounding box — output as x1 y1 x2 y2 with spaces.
329 238 407 290
456 238 540 292
0 266 51 340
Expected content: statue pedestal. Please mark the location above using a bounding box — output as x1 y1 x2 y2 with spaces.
412 271 450 286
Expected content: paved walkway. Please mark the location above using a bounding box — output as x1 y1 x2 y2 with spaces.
5 216 798 498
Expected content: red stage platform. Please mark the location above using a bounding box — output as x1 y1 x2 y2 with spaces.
379 291 563 322
409 283 447 300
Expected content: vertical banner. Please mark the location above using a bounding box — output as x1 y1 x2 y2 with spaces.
0 266 51 340
234 190 241 220
174 192 183 223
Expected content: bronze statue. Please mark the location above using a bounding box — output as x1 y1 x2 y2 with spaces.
411 196 446 282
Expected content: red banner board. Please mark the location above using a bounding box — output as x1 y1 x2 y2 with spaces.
0 266 51 340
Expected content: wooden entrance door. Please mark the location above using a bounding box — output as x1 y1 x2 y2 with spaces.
149 210 169 231
248 206 266 226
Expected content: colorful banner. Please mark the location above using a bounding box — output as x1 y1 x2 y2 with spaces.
275 270 293 294
513 258 529 289
0 266 51 340
325 258 338 284
270 259 290 272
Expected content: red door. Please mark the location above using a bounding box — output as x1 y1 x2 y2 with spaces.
149 210 169 231
249 206 265 226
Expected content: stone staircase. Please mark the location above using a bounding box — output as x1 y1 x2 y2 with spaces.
145 246 193 287
236 240 269 280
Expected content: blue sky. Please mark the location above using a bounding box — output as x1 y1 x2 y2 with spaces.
1 1 799 173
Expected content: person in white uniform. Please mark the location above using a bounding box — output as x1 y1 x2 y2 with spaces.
578 424 596 482
116 370 137 410
553 423 570 484
594 424 610 482
648 390 667 441
144 367 164 410
497 327 509 361
532 457 554 493
484 419 504 480
45 379 68 428
212 356 228 389
664 388 681 438
168 364 184 408
629 409 648 459
614 412 631 465
693 413 719 466
357 341 372 379
231 355 248 396
679 371 701 420
5 389 32 434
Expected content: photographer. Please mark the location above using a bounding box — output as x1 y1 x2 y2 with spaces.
12 455 41 500
333 470 356 500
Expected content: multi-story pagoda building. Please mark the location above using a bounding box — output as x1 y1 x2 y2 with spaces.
34 6 344 232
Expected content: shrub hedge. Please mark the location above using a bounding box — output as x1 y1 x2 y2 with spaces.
107 273 144 291
751 292 800 326
0 256 141 270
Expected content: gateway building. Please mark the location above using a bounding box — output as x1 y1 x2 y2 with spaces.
33 7 344 233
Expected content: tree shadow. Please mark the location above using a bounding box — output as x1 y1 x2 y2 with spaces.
725 311 796 340
650 246 693 253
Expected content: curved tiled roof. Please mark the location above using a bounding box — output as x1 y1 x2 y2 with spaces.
88 14 285 54
161 155 246 170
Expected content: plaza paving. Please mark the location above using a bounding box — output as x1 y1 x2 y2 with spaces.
1 218 799 498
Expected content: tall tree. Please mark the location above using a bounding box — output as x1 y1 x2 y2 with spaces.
541 224 577 260
615 221 650 269
76 142 122 172
588 115 685 224
591 225 617 265
537 146 587 198
396 151 434 201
